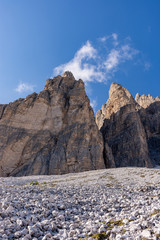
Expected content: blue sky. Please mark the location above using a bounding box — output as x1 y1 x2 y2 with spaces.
0 0 160 113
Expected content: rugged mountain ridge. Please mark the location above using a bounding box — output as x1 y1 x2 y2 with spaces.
0 73 160 177
96 83 160 168
0 72 105 177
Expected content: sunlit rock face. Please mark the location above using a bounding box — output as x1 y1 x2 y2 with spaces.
96 83 153 168
2 72 160 177
0 72 105 177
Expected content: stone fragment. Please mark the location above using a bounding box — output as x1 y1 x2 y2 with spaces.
141 229 151 238
16 219 23 226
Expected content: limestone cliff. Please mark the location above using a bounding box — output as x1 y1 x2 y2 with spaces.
96 83 153 168
1 75 160 177
0 72 105 177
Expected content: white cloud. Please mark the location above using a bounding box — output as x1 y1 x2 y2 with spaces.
105 49 120 71
99 33 119 46
90 99 97 112
85 82 92 96
54 41 104 82
112 33 118 41
99 36 107 42
121 44 139 60
144 62 151 71
53 35 139 83
99 33 118 45
104 44 139 72
16 82 34 93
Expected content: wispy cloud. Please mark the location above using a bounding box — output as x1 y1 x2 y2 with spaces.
90 99 97 112
105 49 120 71
54 41 104 82
16 82 34 93
144 62 151 71
99 33 118 45
105 44 139 72
53 34 139 84
112 33 119 46
99 36 108 42
112 33 118 41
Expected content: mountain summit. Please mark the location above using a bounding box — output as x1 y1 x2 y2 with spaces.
0 72 104 176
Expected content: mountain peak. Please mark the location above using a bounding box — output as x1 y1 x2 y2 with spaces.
62 71 75 79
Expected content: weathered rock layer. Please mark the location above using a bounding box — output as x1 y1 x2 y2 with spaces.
0 72 105 177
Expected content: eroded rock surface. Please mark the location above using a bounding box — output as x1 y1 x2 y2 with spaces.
0 72 105 177
135 93 160 109
96 83 152 168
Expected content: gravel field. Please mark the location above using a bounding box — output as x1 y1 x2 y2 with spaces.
0 167 160 240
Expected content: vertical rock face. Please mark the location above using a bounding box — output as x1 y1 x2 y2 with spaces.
135 94 160 165
96 83 152 168
0 72 105 177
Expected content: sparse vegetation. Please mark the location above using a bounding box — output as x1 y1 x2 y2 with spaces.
51 183 57 187
30 181 39 185
79 219 125 240
151 209 160 216
90 232 108 240
140 174 145 178
105 219 124 230
105 183 114 187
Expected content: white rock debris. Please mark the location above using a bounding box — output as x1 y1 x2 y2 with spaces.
0 167 160 240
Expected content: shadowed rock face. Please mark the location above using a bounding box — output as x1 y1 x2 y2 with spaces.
0 72 105 177
96 83 153 168
137 97 160 165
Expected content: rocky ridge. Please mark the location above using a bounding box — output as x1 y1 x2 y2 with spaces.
135 93 160 109
1 72 160 177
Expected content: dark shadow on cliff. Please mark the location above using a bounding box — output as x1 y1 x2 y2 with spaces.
100 103 153 168
138 101 160 166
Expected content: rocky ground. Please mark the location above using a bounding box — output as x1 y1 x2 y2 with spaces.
0 167 160 240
